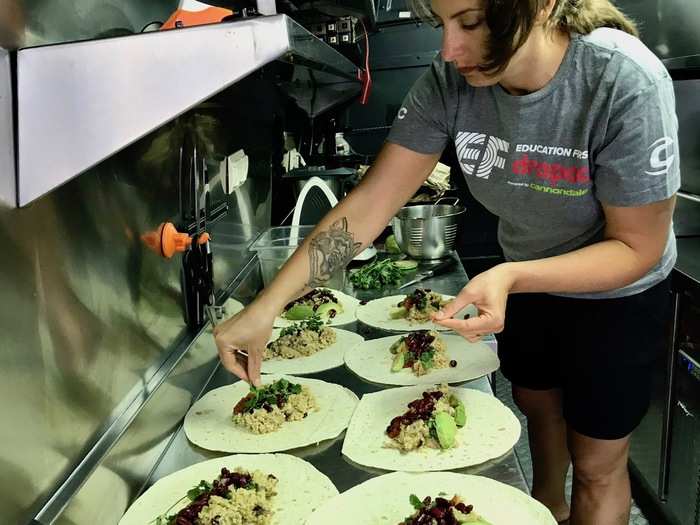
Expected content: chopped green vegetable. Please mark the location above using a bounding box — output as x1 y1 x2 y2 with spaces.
284 304 315 320
280 314 324 337
386 234 402 254
454 402 467 428
349 258 404 290
409 494 424 510
434 412 458 449
419 350 435 370
389 306 408 319
244 378 303 412
391 352 406 372
186 480 212 501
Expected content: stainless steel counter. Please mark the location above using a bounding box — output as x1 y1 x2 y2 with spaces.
146 252 529 500
675 237 700 290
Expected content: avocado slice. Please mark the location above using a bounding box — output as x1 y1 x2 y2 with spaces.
391 352 406 372
434 412 458 449
389 306 408 319
388 338 405 355
454 402 467 428
284 304 314 320
316 302 342 317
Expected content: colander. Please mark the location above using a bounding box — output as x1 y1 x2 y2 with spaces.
391 197 465 260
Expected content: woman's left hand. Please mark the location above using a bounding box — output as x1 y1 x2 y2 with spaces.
432 263 516 342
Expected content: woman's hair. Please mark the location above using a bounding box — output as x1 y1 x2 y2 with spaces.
411 0 639 73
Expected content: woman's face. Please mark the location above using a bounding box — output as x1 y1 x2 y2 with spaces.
430 0 501 87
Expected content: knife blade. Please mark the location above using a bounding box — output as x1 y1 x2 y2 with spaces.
398 259 456 290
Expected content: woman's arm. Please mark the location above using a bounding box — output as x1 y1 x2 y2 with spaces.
214 143 441 383
435 196 676 338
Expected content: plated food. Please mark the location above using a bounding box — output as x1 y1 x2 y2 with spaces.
305 471 557 525
385 385 466 453
119 454 338 525
400 493 492 525
357 289 477 332
274 288 359 327
342 385 520 472
232 378 318 435
389 331 450 376
263 317 364 375
184 375 358 453
344 333 499 386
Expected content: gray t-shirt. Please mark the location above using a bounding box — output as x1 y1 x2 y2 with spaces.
387 28 681 299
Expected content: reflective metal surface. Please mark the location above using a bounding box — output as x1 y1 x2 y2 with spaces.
135 253 528 516
0 101 274 523
15 14 358 206
0 47 13 206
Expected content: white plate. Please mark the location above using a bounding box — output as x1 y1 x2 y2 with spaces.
342 385 521 472
344 334 499 386
306 471 556 525
274 288 359 327
263 328 364 375
119 454 338 525
184 374 358 453
356 294 476 332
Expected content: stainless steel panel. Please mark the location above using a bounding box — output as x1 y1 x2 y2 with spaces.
667 350 700 525
0 108 274 523
673 79 700 196
15 15 358 207
0 47 13 206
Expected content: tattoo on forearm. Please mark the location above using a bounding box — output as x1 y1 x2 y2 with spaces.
308 218 362 287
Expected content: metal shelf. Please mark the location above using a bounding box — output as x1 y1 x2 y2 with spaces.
12 15 360 207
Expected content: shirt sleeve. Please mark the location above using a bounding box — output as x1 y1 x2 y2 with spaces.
386 58 451 155
593 76 681 206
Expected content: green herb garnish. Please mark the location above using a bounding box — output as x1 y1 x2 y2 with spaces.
409 494 424 510
349 258 404 290
244 379 303 412
279 314 324 337
419 350 435 370
187 479 212 501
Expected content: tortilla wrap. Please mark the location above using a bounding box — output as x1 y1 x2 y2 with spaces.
356 294 477 332
185 375 358 453
342 385 520 472
263 328 364 375
119 453 337 525
344 334 499 386
305 471 556 525
273 289 359 327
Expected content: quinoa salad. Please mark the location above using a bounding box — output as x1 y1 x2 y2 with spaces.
399 494 492 525
282 289 343 321
264 315 336 360
154 468 278 525
389 331 455 376
232 379 318 435
390 289 449 323
385 385 467 453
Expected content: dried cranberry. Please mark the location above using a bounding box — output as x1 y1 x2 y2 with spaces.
450 360 457 368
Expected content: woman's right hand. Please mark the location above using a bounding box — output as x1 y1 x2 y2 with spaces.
213 300 277 386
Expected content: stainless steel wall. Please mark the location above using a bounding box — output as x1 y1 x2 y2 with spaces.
0 5 280 524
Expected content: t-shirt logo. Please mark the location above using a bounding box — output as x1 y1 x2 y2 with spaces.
456 131 510 179
397 107 408 120
645 137 675 176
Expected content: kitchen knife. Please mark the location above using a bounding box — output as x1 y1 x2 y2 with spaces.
398 258 456 290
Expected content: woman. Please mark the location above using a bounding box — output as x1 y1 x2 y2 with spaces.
214 1 679 524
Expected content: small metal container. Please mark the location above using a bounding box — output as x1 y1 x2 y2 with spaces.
391 197 466 260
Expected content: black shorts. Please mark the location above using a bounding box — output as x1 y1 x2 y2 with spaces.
496 277 672 440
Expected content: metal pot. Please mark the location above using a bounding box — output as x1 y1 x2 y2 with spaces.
391 197 466 260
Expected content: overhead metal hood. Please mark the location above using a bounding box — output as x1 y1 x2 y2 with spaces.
12 14 360 207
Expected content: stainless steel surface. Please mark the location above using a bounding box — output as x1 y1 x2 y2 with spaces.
676 238 700 288
673 79 700 197
15 14 358 206
0 46 13 206
398 258 455 289
680 192 700 204
140 253 530 507
667 349 700 525
392 200 466 260
0 103 274 523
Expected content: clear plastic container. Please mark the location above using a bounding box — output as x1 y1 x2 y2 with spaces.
249 225 346 289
